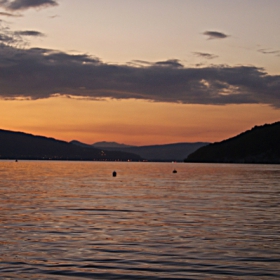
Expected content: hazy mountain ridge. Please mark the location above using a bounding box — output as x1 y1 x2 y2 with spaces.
93 141 133 148
185 121 280 163
2 121 279 163
70 141 209 162
0 129 142 161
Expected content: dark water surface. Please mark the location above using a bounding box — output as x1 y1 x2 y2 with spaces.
0 161 279 279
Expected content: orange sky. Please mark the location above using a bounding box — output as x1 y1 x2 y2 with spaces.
1 97 279 145
0 1 279 146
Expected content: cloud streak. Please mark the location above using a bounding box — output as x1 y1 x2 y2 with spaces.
203 31 229 40
258 48 280 56
15 30 44 36
0 44 279 108
0 0 58 11
0 11 21 16
193 52 218 59
0 22 43 46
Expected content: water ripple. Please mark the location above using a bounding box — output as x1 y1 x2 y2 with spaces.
0 161 280 279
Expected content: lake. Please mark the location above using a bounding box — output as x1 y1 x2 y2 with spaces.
0 161 279 279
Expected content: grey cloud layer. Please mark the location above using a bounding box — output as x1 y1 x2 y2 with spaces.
0 0 57 11
0 45 279 108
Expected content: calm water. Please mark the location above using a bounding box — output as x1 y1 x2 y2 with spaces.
0 161 279 279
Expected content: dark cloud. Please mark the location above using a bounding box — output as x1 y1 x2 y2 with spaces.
203 31 229 40
154 59 184 68
194 52 218 59
15 30 44 36
0 24 43 47
0 32 14 42
0 0 58 11
127 59 184 69
0 23 22 45
128 60 152 67
0 44 279 108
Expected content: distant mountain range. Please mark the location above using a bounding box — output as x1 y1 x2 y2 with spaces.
0 129 141 161
185 121 280 164
70 140 208 162
0 128 207 162
2 121 279 163
94 141 133 149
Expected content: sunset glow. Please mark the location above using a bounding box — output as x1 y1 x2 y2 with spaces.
1 97 279 145
0 0 279 145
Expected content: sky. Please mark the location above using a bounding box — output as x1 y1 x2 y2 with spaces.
0 0 280 145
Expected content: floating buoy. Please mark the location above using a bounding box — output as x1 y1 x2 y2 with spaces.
172 169 177 173
112 171 117 177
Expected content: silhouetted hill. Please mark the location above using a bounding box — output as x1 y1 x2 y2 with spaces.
71 141 208 162
185 121 280 163
0 129 142 161
69 140 93 149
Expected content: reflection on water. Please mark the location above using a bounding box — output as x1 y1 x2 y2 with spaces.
0 161 280 279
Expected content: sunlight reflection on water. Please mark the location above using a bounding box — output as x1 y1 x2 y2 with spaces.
0 161 280 279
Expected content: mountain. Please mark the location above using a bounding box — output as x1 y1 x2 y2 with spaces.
115 143 209 162
69 140 93 148
0 129 142 161
185 121 280 164
71 141 209 162
93 141 133 149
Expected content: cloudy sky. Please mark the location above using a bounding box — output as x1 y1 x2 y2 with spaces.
0 0 279 145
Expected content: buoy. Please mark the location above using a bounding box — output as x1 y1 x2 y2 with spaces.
112 171 117 177
173 169 177 173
